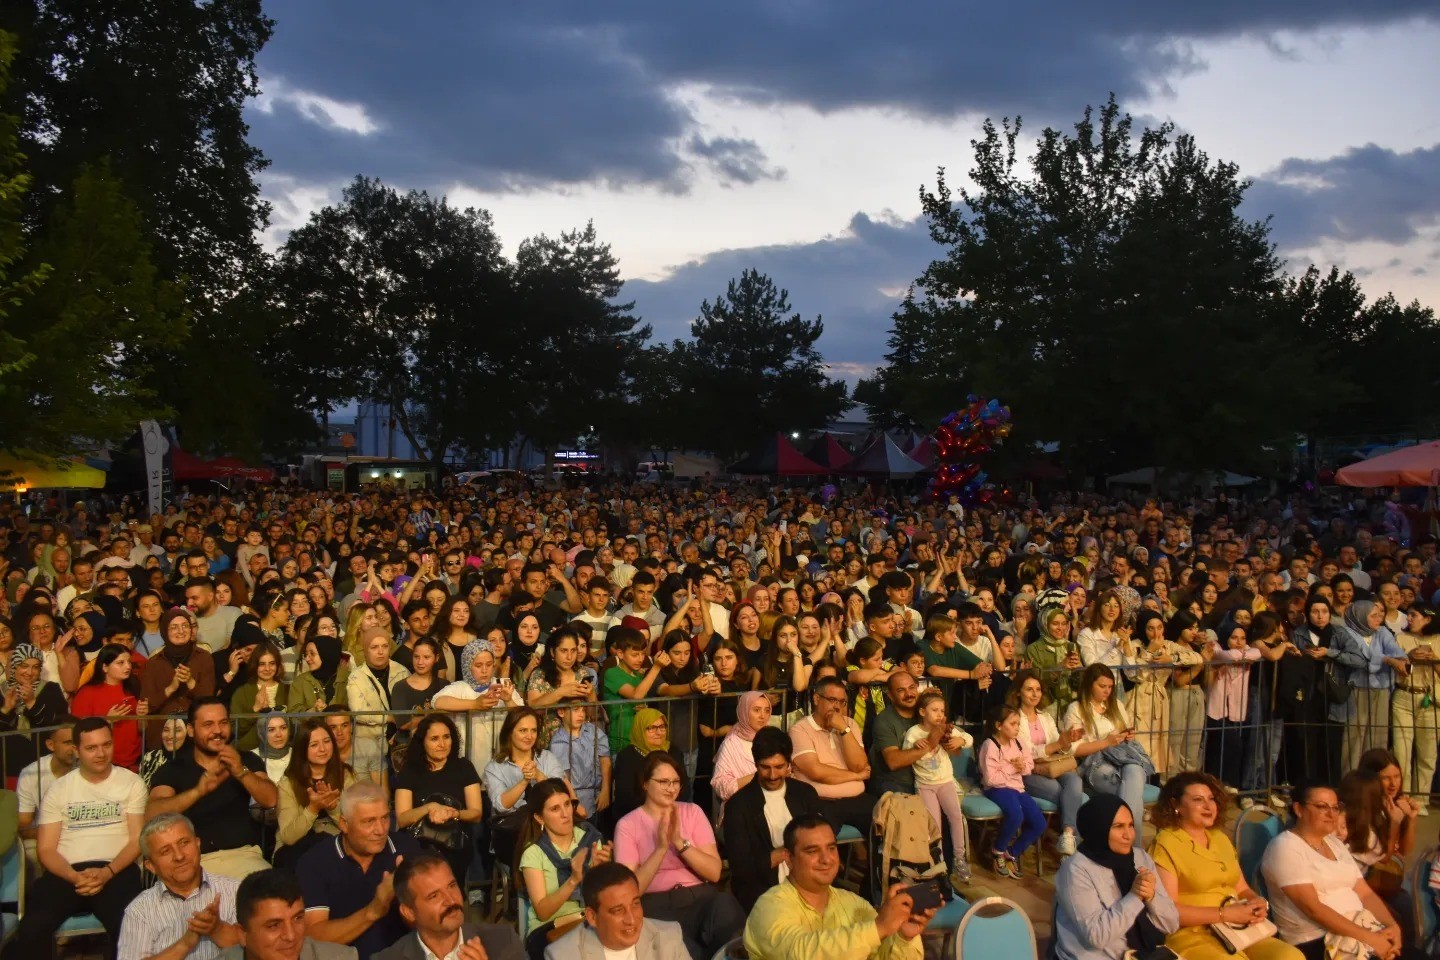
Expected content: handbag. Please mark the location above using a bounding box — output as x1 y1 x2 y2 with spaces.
1209 896 1278 954
1323 663 1351 705
406 793 470 853
1032 752 1077 778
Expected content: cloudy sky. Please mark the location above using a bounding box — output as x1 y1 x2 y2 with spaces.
250 2 1440 383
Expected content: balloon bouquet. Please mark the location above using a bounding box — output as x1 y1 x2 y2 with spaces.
929 395 1013 504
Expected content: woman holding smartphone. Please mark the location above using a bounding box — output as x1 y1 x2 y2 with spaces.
525 625 596 746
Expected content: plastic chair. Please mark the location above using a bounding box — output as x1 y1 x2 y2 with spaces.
14 849 106 946
1408 844 1438 950
1 841 19 945
953 896 1038 960
1232 807 1282 898
950 748 1001 870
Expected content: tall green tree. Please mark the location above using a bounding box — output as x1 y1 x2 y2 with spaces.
1 0 274 443
510 222 649 458
882 97 1321 476
0 162 186 454
275 176 516 467
853 290 970 432
671 268 848 461
0 30 46 417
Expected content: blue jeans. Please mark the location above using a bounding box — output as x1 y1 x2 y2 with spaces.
1090 762 1147 824
1242 719 1283 793
1023 771 1084 830
982 787 1047 858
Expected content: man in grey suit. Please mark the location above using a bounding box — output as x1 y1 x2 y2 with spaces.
544 864 688 960
371 853 524 960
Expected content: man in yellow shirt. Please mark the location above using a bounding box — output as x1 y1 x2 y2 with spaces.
744 814 935 960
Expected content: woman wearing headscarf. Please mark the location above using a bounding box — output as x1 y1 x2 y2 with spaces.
1334 600 1406 773
432 636 521 772
139 607 217 745
709 692 774 805
0 643 70 777
1284 598 1351 784
1054 794 1180 960
70 610 108 662
610 706 674 825
1025 604 1082 718
286 634 350 714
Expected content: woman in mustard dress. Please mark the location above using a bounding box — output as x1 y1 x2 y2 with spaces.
1150 772 1302 960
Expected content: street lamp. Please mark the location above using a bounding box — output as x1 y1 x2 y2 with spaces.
790 432 800 440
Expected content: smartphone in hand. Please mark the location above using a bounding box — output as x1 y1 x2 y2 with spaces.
904 880 943 913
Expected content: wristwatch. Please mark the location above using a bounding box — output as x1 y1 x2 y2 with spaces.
677 839 693 855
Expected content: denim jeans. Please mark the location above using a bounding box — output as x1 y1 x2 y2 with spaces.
1023 771 1084 830
1090 762 1147 823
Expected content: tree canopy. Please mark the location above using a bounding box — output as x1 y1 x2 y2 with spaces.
858 97 1440 477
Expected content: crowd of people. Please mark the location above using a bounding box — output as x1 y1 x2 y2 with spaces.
0 477 1438 960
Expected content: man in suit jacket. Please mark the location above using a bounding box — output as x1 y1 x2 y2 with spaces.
544 864 688 960
721 727 822 911
372 853 524 960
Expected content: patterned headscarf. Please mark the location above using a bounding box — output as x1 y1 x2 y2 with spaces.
461 637 495 692
9 643 42 672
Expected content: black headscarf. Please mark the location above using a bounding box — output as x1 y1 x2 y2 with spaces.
308 635 343 700
1076 794 1166 953
1305 598 1334 648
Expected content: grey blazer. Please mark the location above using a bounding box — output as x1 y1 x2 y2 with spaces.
372 924 525 960
543 920 687 960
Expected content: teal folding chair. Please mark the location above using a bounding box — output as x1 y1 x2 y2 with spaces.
1 841 19 945
1232 807 1282 897
950 748 1001 872
953 896 1037 960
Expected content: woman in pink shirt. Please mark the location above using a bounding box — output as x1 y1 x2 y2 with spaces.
1204 617 1261 787
709 691 772 806
978 705 1047 879
614 751 745 960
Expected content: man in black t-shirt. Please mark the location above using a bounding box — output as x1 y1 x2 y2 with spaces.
144 697 278 880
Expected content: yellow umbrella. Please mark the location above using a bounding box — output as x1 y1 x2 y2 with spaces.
0 452 107 490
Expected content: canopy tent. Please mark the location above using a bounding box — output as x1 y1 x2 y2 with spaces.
1335 441 1440 487
0 453 107 490
907 435 934 468
804 433 854 471
842 434 928 479
171 447 276 483
727 434 830 476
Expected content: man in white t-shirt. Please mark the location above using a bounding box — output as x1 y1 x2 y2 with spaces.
16 717 79 862
4 717 147 960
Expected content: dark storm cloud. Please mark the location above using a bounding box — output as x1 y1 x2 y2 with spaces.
1247 143 1440 248
249 2 1436 193
685 136 785 186
625 212 936 378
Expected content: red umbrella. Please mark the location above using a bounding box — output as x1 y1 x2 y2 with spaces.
1335 441 1440 487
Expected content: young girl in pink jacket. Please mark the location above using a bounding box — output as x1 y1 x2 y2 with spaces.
978 705 1047 879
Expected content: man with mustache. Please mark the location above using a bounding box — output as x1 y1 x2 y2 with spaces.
372 852 523 960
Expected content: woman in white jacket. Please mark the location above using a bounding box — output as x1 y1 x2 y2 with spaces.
346 624 410 786
1010 668 1086 856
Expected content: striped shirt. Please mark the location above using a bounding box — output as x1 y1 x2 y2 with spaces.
117 871 239 960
